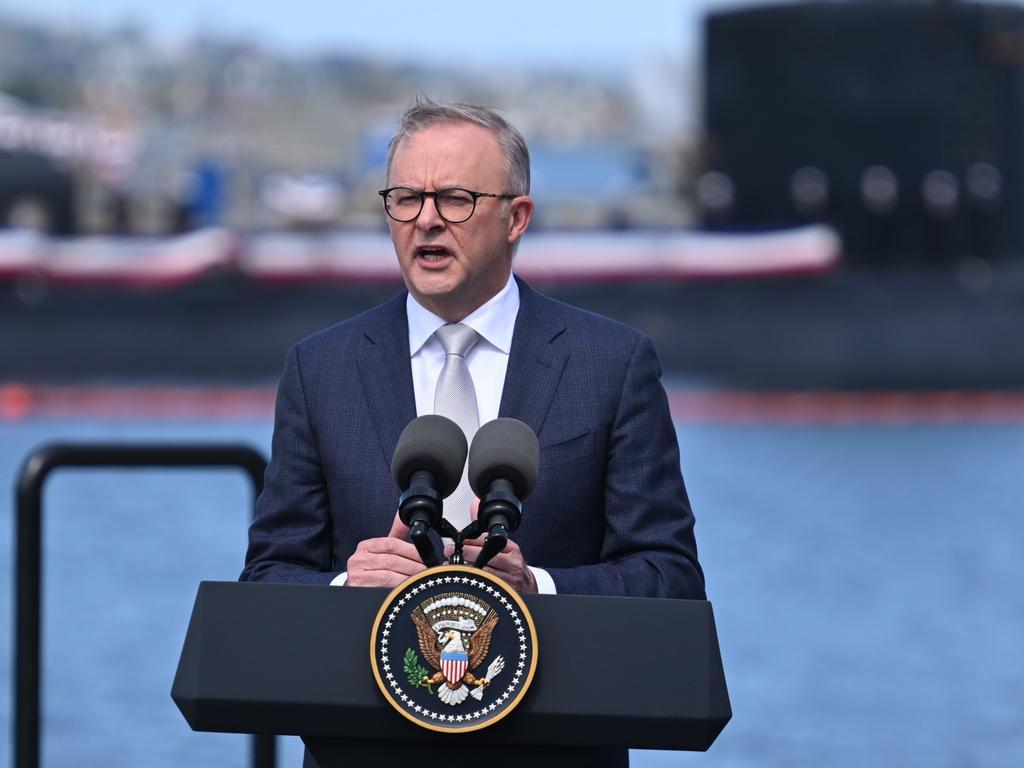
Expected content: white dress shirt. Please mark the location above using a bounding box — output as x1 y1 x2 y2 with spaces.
407 272 518 425
334 273 556 594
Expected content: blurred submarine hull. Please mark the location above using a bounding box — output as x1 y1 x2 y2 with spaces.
2 227 1023 390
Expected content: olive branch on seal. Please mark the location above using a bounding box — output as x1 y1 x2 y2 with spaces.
403 648 433 693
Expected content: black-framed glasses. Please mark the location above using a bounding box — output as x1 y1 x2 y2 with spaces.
378 187 517 223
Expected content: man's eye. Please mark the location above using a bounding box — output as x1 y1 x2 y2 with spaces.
394 193 420 206
440 192 472 207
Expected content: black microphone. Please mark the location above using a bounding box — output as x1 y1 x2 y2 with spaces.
391 414 468 567
467 418 539 568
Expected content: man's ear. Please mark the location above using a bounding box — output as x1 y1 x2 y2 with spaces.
507 195 534 245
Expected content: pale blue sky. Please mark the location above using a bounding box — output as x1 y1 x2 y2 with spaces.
0 0 757 67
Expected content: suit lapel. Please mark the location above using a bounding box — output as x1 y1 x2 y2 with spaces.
356 293 417 464
356 280 567 460
499 278 569 436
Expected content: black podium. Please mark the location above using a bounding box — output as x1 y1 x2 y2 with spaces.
172 581 730 765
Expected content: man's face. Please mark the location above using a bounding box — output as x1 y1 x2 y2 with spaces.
386 123 533 322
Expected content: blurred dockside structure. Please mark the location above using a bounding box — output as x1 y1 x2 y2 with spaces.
3 0 1024 389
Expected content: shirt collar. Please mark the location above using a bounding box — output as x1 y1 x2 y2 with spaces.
407 273 520 356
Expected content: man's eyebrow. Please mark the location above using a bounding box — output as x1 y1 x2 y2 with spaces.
389 183 471 191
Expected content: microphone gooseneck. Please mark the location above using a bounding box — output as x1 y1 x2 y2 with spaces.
465 418 539 569
391 415 468 567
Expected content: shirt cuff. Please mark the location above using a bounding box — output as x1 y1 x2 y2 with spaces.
529 566 557 595
330 571 348 586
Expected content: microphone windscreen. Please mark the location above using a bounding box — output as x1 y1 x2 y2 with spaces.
468 418 540 500
391 415 468 498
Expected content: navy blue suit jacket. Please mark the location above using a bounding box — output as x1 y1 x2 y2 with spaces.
241 277 704 599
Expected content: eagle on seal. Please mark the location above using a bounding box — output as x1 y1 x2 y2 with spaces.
411 605 501 706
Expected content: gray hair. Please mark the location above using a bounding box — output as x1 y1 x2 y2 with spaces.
385 97 531 195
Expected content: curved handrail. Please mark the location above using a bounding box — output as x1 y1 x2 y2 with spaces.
13 442 273 768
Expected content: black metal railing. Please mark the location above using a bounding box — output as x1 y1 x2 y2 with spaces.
13 442 275 768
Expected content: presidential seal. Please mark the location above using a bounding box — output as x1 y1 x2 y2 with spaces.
370 565 538 732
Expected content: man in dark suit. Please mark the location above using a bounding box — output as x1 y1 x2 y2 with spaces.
241 99 704 601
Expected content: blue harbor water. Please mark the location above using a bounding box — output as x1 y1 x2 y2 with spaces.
1 416 1023 767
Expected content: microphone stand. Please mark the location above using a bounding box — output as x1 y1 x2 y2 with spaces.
437 519 469 565
398 470 446 567
442 479 522 569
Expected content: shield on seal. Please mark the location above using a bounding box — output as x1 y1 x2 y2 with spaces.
440 650 468 685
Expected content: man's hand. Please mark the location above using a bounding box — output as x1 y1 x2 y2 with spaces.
346 512 427 587
454 537 538 593
447 499 537 594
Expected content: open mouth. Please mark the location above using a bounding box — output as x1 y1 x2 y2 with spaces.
415 246 452 263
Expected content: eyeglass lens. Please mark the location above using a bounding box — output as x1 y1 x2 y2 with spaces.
384 188 477 223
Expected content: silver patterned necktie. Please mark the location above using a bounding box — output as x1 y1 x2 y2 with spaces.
433 323 481 533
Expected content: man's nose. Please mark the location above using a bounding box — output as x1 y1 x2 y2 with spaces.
416 195 446 230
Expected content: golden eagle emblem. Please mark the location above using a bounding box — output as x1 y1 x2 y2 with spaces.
409 592 506 706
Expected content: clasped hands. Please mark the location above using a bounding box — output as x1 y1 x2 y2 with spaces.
345 499 537 593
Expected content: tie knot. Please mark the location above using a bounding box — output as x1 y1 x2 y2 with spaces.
435 323 480 358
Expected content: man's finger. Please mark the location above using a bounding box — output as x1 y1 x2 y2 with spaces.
363 538 421 560
388 510 411 539
470 497 480 522
457 544 483 562
371 553 428 577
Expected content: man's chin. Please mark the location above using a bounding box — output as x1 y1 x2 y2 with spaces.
407 280 462 317
409 273 457 299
